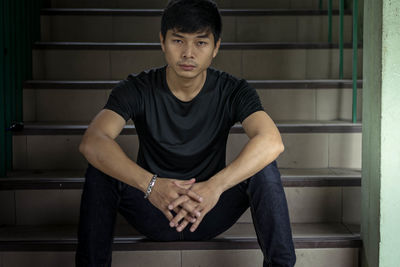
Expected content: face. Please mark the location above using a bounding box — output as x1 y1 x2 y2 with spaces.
160 28 221 81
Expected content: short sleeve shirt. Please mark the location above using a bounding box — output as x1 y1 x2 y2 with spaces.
103 65 264 181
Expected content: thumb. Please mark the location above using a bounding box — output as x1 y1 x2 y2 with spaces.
174 178 195 188
181 178 196 184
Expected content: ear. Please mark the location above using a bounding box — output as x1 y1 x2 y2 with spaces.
212 38 221 58
159 32 165 53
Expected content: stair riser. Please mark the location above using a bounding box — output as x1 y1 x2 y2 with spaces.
41 15 353 43
0 248 358 267
0 186 360 226
32 49 364 80
49 0 340 9
12 133 361 170
22 88 363 122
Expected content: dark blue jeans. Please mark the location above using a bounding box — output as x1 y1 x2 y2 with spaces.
75 161 296 267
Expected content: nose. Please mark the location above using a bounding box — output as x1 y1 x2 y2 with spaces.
182 43 194 59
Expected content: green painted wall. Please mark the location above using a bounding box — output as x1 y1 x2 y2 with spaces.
380 0 400 265
362 0 400 266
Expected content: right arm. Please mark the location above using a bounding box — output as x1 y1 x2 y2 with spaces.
79 109 202 223
79 108 151 193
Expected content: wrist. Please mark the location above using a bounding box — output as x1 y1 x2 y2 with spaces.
138 172 154 194
206 177 225 196
144 173 158 198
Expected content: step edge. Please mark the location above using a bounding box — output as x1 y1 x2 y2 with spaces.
23 79 364 89
40 8 353 16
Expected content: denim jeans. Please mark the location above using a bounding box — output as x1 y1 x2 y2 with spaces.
75 161 296 267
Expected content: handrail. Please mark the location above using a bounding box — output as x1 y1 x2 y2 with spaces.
336 0 359 122
0 0 42 177
328 0 332 43
0 0 5 177
352 0 359 123
339 0 344 79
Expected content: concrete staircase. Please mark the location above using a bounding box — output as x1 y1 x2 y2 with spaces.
0 0 362 266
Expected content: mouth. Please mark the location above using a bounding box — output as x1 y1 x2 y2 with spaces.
179 64 196 71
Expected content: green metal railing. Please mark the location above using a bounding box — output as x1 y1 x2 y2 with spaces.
320 0 359 123
1 0 42 177
352 0 359 123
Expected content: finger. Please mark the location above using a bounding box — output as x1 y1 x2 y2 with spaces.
173 179 195 190
174 206 197 223
170 208 188 227
186 189 203 203
178 178 196 185
190 210 206 232
168 195 190 211
176 219 190 232
164 209 174 222
182 201 202 218
175 187 203 203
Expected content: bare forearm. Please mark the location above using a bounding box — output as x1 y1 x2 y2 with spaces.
79 134 152 193
208 134 284 194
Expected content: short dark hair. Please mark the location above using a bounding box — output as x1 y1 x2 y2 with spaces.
161 0 222 46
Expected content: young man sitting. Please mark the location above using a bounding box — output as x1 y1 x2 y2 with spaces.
75 0 296 266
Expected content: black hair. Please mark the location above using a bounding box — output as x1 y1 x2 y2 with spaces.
161 0 222 46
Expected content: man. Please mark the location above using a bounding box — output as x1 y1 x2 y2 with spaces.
75 0 296 266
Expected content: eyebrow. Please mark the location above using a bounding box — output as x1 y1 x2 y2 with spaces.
171 32 210 39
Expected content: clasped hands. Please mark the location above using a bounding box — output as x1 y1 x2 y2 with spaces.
147 177 222 233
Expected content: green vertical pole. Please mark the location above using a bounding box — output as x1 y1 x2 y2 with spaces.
319 0 323 10
352 0 358 123
16 0 23 122
9 0 17 171
27 0 33 80
339 0 344 79
34 0 41 42
4 0 12 172
328 0 332 43
0 0 6 177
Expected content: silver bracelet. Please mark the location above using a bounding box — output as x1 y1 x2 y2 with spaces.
144 174 158 199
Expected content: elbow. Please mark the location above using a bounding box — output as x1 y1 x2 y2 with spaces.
273 138 285 157
271 141 284 157
79 135 93 157
79 141 89 156
278 142 285 155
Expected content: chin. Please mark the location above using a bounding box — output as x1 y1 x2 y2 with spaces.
175 69 200 79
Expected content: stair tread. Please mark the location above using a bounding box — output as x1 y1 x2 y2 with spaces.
1 168 361 189
0 223 361 250
12 120 362 135
34 41 360 50
24 79 363 89
41 8 353 16
4 168 361 179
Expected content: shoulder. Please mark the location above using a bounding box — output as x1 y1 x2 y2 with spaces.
208 67 249 91
125 65 164 88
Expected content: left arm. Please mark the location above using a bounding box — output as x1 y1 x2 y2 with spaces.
208 110 284 194
168 111 284 232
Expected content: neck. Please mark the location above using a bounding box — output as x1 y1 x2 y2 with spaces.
166 66 207 100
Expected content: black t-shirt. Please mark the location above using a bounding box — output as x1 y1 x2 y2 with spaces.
103 65 264 181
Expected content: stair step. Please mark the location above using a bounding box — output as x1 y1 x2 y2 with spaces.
0 168 361 190
11 121 362 136
48 0 342 9
41 8 352 16
32 45 363 80
0 223 360 251
41 9 353 43
24 79 363 90
34 41 360 50
12 125 362 170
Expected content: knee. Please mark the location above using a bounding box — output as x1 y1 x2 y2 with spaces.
250 160 282 185
84 163 117 188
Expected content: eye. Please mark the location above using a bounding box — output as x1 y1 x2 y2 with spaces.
173 39 183 44
197 41 207 46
